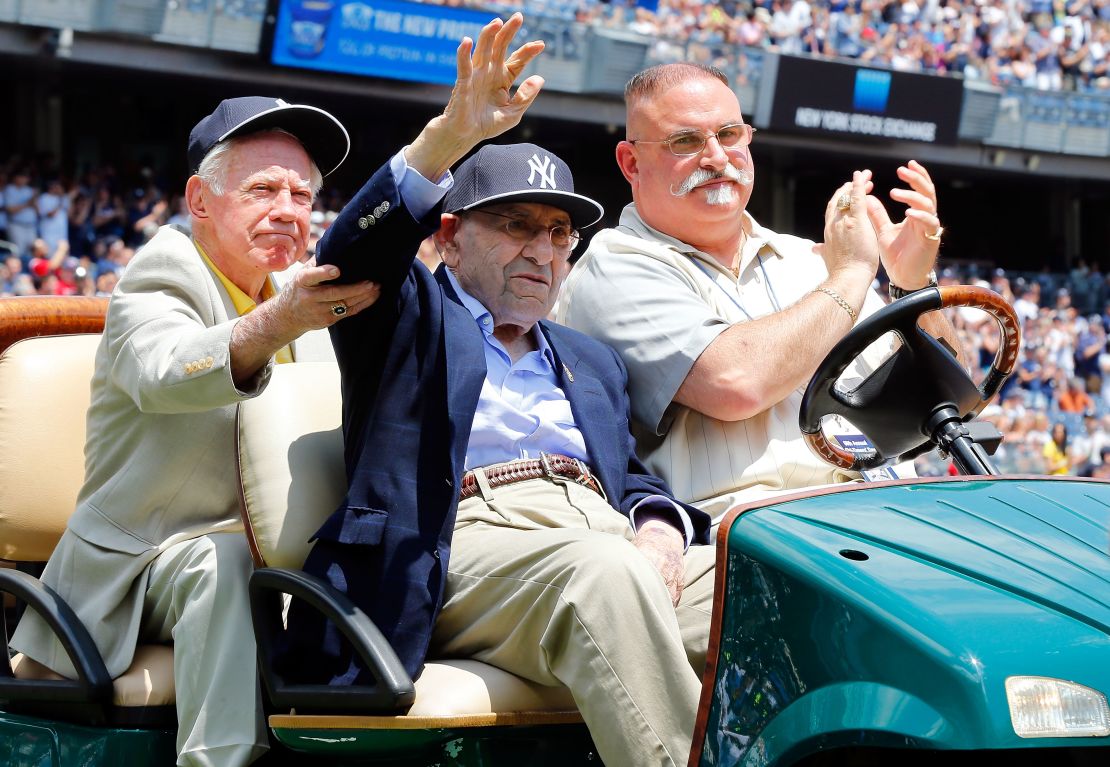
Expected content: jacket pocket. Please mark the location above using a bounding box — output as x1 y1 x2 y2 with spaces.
68 505 155 556
311 506 387 546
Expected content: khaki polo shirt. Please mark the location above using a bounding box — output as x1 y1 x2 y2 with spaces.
558 203 895 520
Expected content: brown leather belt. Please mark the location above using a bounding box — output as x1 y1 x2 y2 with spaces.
459 453 601 501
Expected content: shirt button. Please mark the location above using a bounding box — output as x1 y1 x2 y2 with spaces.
482 318 490 325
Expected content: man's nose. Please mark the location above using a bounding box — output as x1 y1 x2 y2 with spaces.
698 134 730 170
270 189 298 220
524 229 557 264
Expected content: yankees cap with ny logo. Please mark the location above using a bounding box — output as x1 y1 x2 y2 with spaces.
443 143 603 229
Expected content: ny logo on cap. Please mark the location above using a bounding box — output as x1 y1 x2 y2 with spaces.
527 154 558 190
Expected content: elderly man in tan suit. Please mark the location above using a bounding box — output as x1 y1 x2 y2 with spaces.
11 99 380 767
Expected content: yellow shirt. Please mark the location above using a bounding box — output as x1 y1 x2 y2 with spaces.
195 243 293 364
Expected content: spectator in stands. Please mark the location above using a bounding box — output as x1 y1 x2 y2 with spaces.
0 257 13 295
1059 374 1096 411
1043 421 1072 473
90 186 125 242
290 16 714 767
0 167 8 243
35 178 71 256
4 168 38 259
1013 282 1041 325
68 190 95 257
1074 313 1105 386
95 269 118 296
1071 411 1110 470
10 94 380 767
556 62 960 514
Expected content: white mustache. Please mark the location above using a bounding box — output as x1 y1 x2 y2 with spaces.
670 165 753 197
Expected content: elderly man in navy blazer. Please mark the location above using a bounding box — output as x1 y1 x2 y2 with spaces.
291 15 716 767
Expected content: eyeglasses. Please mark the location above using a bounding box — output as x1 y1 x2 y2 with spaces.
630 123 756 156
470 210 581 251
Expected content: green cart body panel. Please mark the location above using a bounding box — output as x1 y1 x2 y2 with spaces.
0 711 175 767
269 722 596 765
0 711 595 767
699 477 1110 766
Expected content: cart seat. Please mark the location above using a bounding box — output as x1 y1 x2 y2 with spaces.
235 362 583 731
0 299 176 726
10 645 175 708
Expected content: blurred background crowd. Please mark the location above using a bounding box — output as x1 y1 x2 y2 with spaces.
2 151 1107 478
473 0 1110 92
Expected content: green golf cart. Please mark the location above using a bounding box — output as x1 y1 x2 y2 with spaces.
1 285 1107 766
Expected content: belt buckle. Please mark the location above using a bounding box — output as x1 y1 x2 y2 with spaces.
539 452 559 480
572 458 593 486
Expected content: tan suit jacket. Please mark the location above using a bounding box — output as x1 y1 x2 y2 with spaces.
13 224 332 678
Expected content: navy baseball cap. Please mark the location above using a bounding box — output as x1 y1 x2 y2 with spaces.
187 96 350 177
443 143 603 229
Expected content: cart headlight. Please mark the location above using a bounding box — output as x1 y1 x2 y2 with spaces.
1006 676 1110 738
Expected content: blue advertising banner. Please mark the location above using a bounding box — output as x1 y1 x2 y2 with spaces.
270 0 498 85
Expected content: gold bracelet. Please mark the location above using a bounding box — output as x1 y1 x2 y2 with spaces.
813 286 857 321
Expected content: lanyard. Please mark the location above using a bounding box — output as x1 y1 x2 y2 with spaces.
691 252 782 321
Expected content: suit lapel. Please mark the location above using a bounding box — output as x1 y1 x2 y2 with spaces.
542 323 615 480
437 268 485 456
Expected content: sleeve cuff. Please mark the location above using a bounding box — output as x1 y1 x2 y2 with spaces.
389 147 453 221
629 495 694 551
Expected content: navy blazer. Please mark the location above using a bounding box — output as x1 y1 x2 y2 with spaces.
287 161 711 684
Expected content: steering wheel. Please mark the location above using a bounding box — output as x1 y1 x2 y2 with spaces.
799 285 1021 472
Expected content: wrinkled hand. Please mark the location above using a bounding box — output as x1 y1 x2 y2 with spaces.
445 13 544 145
866 159 941 290
407 14 545 180
277 260 381 333
817 169 880 281
632 519 685 607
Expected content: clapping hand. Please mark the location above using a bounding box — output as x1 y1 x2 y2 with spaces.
866 159 942 291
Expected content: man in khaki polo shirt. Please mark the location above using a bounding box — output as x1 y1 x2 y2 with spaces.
557 62 963 519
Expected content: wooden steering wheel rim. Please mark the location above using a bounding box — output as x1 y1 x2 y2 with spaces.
802 285 1021 471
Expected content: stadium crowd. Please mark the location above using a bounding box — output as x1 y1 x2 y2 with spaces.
2 155 1107 477
483 0 1110 92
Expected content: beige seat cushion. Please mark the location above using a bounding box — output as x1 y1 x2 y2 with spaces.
236 362 345 569
12 644 176 707
270 659 581 731
409 660 577 717
0 334 100 562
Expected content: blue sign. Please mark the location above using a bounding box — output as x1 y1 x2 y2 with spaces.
271 0 499 86
852 69 891 113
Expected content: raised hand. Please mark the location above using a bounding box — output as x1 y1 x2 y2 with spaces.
406 13 545 180
444 13 545 146
866 159 942 291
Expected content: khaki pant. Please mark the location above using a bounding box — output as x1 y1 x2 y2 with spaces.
142 533 268 767
431 473 715 767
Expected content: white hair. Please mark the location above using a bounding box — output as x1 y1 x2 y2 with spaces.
196 128 323 197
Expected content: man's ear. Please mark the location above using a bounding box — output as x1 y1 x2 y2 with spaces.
615 141 639 185
435 214 462 268
185 175 208 220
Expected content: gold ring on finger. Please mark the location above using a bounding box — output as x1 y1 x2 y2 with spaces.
331 302 348 317
836 193 852 211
